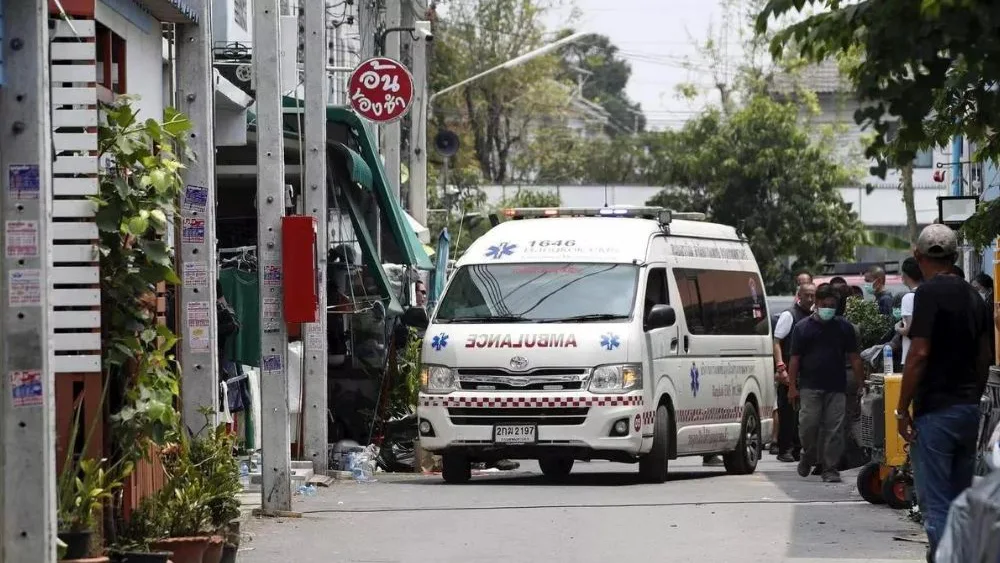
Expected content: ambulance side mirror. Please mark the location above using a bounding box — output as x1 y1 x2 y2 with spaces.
401 306 429 329
645 304 676 331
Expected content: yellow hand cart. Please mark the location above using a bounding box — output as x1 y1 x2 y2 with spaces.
857 373 913 509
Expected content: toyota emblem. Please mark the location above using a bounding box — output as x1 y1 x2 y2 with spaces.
509 356 529 371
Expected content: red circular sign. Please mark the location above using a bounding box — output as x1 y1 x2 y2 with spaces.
347 57 414 123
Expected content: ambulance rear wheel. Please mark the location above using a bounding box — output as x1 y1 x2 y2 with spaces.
856 462 885 504
724 402 761 475
639 404 671 483
539 457 574 480
442 453 471 484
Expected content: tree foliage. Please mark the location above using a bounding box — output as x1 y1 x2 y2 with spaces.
645 95 866 292
756 0 1000 245
558 33 645 135
429 0 572 183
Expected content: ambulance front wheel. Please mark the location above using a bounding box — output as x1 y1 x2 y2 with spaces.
539 457 574 480
639 404 672 483
442 453 471 484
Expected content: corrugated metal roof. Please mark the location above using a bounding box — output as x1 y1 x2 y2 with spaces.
131 0 198 23
770 59 851 95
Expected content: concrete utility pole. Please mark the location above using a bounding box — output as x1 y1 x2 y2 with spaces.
383 0 402 202
302 0 329 474
254 0 293 511
357 0 381 253
0 1 57 561
408 20 431 227
176 0 221 436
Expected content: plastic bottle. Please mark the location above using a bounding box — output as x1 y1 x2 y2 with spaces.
883 344 894 375
239 461 250 489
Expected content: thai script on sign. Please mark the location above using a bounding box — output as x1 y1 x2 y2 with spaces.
348 57 414 123
465 333 578 349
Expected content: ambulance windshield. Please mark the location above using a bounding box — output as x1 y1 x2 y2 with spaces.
435 263 639 323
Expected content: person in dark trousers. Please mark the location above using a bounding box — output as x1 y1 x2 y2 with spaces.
772 282 816 462
896 224 993 561
864 265 895 315
788 284 865 482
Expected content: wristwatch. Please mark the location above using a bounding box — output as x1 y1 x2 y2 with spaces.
894 409 908 420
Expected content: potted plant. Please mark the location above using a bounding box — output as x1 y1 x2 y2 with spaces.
108 493 172 563
57 457 125 560
143 440 215 563
189 420 243 563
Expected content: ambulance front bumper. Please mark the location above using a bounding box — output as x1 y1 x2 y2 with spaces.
416 392 649 458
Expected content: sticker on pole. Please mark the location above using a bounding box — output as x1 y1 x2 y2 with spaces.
348 57 414 123
182 185 208 214
10 370 43 407
8 164 40 200
8 269 41 307
182 218 206 244
5 220 39 258
185 301 211 354
262 354 283 375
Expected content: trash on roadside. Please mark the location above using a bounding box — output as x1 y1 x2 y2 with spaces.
348 444 379 482
295 484 317 497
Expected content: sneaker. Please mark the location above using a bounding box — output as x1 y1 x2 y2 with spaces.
797 459 811 477
702 455 724 467
821 471 842 483
811 465 823 476
769 443 780 455
777 453 795 463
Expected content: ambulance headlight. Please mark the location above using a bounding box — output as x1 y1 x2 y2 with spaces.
420 365 458 394
589 364 642 394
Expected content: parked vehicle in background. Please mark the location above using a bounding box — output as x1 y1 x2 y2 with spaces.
416 206 774 484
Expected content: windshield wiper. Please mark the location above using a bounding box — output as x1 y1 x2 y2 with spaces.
437 315 532 324
537 314 629 323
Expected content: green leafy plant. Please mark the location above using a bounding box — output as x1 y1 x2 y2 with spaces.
58 457 126 533
95 96 191 451
189 418 242 531
390 328 423 418
844 296 893 350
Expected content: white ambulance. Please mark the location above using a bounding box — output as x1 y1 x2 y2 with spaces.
416 207 775 483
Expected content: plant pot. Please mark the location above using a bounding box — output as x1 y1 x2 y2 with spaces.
203 536 224 563
109 550 173 563
149 537 211 563
61 557 109 563
59 530 93 560
219 545 236 563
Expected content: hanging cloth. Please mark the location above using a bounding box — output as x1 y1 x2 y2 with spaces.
219 268 261 367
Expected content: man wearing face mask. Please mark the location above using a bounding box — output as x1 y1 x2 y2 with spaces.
864 265 895 316
788 284 865 482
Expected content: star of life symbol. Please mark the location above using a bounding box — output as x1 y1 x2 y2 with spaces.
485 242 516 259
600 333 620 351
431 333 449 351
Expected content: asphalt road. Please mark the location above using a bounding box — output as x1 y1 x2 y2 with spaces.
240 457 927 563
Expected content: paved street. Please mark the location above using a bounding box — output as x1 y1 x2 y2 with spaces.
240 457 926 562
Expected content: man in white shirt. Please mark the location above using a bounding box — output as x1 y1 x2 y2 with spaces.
896 257 924 365
772 282 816 462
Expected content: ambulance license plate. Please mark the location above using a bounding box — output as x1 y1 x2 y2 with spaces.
493 424 537 444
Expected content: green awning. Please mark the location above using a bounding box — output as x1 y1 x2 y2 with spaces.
338 183 403 317
282 100 433 271
331 142 373 191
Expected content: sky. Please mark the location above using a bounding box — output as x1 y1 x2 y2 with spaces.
544 0 750 130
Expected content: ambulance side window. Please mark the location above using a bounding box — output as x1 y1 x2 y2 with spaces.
643 267 669 322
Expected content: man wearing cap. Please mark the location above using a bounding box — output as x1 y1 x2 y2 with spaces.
895 224 993 561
